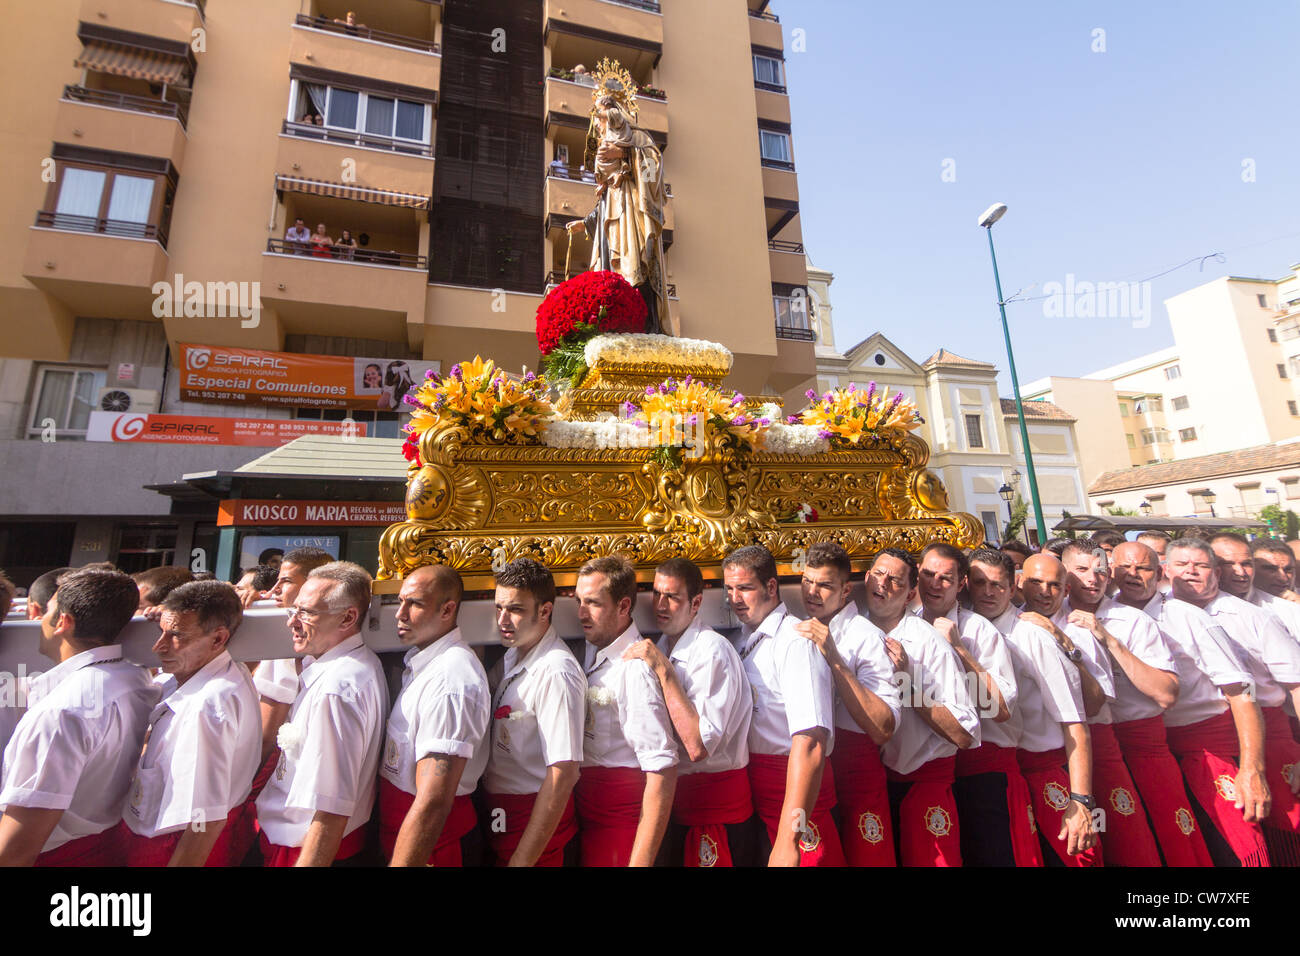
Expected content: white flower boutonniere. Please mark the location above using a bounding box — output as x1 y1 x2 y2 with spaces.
277 722 305 761
586 687 615 707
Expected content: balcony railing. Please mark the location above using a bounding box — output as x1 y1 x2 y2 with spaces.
761 157 795 171
768 239 804 253
293 13 439 53
546 164 672 195
749 8 780 22
774 295 813 340
281 119 433 157
35 210 167 248
546 68 666 101
605 0 661 12
63 85 188 128
545 269 675 298
266 237 426 269
754 80 787 94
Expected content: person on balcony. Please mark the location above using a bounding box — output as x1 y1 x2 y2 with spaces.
336 229 357 260
310 223 333 258
285 217 310 254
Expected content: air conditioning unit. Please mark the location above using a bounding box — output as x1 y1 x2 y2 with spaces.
96 388 160 414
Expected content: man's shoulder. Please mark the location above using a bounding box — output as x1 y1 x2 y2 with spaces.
315 646 385 700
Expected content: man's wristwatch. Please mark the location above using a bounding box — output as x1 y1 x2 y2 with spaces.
1065 646 1083 663
1070 792 1095 810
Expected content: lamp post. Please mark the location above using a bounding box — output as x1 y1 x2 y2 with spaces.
980 203 1047 545
1139 499 1152 517
998 482 1015 543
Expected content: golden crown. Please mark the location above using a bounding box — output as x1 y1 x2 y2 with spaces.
589 57 639 121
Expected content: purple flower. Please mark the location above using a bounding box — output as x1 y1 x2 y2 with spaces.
424 369 438 380
786 415 799 424
687 414 699 426
731 393 745 406
823 392 833 403
805 389 817 401
818 429 834 440
646 385 655 396
731 415 746 425
450 365 463 382
888 392 904 413
622 401 637 415
847 382 856 393
523 370 536 382
757 417 771 426
402 394 418 406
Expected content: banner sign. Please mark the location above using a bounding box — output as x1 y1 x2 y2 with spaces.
87 411 367 446
178 343 437 410
219 500 408 527
239 535 340 572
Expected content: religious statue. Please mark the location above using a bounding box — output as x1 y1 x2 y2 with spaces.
566 59 670 335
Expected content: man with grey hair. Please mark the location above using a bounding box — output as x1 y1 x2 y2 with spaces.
254 561 387 866
1168 536 1300 864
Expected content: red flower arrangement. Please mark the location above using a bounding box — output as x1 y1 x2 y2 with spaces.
535 270 647 356
400 430 422 468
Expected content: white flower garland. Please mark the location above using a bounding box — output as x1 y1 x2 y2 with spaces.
542 417 653 450
761 422 830 455
277 722 304 761
584 334 733 372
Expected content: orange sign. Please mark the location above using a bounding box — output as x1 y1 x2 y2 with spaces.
178 343 436 410
87 411 366 445
218 500 408 527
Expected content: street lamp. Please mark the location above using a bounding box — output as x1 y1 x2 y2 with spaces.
1139 499 1152 517
1010 468 1022 490
998 482 1016 542
980 202 1048 545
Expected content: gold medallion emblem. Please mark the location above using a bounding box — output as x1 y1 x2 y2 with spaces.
1175 807 1195 836
797 819 821 853
1044 781 1070 811
1110 787 1136 817
924 805 952 837
1213 774 1237 802
383 736 400 773
857 811 884 845
698 833 719 867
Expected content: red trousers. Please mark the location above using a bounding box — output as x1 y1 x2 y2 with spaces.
35 831 120 867
574 766 646 867
955 742 1042 867
748 752 846 866
1091 722 1162 866
115 801 254 867
1262 706 1300 865
1164 710 1270 867
377 777 477 866
673 768 752 867
1017 747 1103 867
259 824 366 867
482 790 578 867
1113 715 1212 866
831 730 895 866
886 755 962 866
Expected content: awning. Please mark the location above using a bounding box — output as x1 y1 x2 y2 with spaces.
1053 514 1269 532
274 175 430 210
74 41 188 85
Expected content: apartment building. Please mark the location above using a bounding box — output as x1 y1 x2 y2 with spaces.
1024 260 1300 490
810 263 1089 545
0 0 815 583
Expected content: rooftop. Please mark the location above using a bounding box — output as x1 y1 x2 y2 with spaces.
923 348 995 369
1088 439 1300 494
999 398 1076 422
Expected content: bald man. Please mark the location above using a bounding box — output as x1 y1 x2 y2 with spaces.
1112 541 1271 866
379 565 490 866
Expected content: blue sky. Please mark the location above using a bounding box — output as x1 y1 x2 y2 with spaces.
782 0 1300 392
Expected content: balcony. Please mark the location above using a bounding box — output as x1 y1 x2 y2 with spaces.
278 121 434 198
55 87 188 169
23 214 170 319
78 0 204 48
543 0 663 85
290 14 440 93
544 74 667 150
748 6 783 50
543 166 674 241
774 294 814 341
768 240 807 287
762 163 799 201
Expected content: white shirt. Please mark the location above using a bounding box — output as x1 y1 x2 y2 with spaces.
485 627 586 795
0 645 157 852
1140 592 1251 728
1251 590 1300 644
381 628 490 798
740 603 836 756
1055 604 1117 725
919 604 1020 749
880 615 980 775
582 623 677 772
1083 596 1177 724
254 657 299 705
991 606 1086 753
827 602 902 736
1201 592 1300 710
656 616 751 775
122 651 261 839
255 633 388 847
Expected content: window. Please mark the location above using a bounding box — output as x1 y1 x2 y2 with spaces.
1134 397 1163 414
40 146 176 245
26 366 107 438
964 414 984 449
1281 320 1300 341
759 129 792 165
1118 402 1129 416
1126 433 1136 448
1290 356 1300 378
1269 329 1278 342
295 407 401 439
1165 365 1181 380
1290 400 1299 416
1279 364 1289 379
1259 294 1270 308
1283 479 1300 500
1179 427 1197 441
980 511 1000 545
1147 494 1168 516
1172 395 1189 411
1141 427 1171 445
294 79 431 147
1240 484 1264 513
752 54 785 89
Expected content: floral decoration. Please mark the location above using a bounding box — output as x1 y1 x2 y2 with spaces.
401 356 554 454
794 381 924 446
